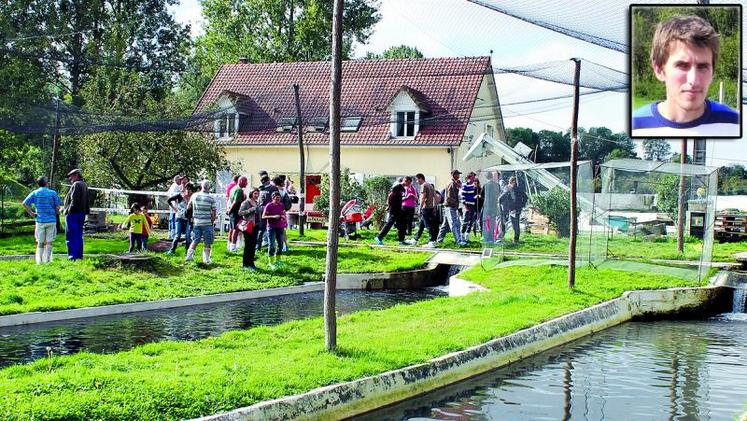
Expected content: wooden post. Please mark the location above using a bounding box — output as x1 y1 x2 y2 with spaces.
677 139 687 253
568 58 581 289
324 0 343 352
49 96 61 188
293 84 306 236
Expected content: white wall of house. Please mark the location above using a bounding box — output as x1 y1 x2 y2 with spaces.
455 73 506 176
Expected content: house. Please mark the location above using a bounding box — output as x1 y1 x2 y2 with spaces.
194 56 507 190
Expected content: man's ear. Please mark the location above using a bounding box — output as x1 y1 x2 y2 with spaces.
652 60 666 82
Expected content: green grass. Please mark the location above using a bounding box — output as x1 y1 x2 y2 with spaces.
0 264 700 420
0 235 430 315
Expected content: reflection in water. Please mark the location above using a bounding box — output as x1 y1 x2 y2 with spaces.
354 318 747 421
0 288 446 367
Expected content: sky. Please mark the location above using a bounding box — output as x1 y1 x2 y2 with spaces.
170 0 746 169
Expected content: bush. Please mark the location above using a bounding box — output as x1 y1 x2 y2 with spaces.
531 187 577 237
363 176 392 230
312 168 365 218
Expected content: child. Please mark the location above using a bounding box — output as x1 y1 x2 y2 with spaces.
141 207 154 251
122 203 150 253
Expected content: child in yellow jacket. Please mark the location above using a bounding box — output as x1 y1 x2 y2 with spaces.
122 203 150 253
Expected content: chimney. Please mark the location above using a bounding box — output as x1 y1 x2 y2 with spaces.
238 57 249 64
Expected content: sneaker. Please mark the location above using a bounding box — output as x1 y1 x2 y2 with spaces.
374 237 383 245
241 266 257 271
398 241 408 246
185 253 194 262
424 241 437 248
405 239 417 245
282 244 289 252
458 241 469 247
269 263 277 270
165 250 173 255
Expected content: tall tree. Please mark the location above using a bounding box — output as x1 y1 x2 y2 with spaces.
365 44 423 59
4 0 190 106
642 138 671 161
78 69 227 190
194 0 380 78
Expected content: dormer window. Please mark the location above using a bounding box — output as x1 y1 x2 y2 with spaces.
386 85 429 139
214 113 239 139
396 111 416 137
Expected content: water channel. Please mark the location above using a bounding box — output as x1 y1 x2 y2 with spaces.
0 288 447 367
355 312 747 421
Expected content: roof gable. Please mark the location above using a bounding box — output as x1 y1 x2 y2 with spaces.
195 56 492 146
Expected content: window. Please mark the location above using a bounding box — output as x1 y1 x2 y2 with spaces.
276 117 297 132
214 113 238 139
485 124 495 138
395 111 416 137
341 117 362 132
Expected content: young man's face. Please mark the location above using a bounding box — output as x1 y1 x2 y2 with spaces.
654 40 714 122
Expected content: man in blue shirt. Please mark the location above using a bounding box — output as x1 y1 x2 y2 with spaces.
631 15 739 137
22 176 61 264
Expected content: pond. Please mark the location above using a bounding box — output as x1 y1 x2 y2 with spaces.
355 315 747 421
0 288 447 367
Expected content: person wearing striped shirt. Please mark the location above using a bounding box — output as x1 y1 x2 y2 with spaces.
460 172 478 242
186 180 217 264
22 176 61 264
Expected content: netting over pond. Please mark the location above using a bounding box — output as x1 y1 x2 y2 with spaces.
474 160 603 267
598 159 718 282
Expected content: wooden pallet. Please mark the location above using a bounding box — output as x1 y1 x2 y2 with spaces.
715 213 747 242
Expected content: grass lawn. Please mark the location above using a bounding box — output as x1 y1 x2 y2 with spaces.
0 264 702 420
0 233 431 316
290 227 746 263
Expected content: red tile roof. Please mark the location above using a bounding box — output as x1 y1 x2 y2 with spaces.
194 56 491 146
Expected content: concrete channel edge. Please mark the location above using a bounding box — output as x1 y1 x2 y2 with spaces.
198 284 726 421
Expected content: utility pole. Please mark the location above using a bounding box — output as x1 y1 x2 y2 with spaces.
677 139 687 253
324 0 343 352
568 58 581 289
49 95 61 188
293 84 306 236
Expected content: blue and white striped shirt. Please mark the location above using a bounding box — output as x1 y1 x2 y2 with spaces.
23 187 61 223
632 100 739 137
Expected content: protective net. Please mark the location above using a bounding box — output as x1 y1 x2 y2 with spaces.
599 159 718 282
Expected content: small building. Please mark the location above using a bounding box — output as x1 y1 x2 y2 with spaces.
195 56 507 190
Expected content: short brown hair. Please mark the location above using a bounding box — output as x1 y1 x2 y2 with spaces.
650 15 720 70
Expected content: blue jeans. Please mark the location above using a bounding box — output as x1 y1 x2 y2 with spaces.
267 227 285 257
65 212 85 260
168 212 177 238
437 206 462 243
170 218 192 252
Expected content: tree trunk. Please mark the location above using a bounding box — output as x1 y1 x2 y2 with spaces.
294 84 306 236
323 0 343 352
677 139 687 253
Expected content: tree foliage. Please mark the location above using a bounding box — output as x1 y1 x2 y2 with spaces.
365 44 423 59
78 70 227 190
718 165 747 195
506 126 636 164
186 0 380 104
313 168 365 218
642 138 671 161
362 175 392 229
531 187 577 237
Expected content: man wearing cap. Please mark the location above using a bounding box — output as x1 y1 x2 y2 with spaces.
437 169 467 246
22 176 61 264
63 169 90 261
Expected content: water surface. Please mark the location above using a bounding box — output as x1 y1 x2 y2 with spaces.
355 317 747 421
0 288 447 367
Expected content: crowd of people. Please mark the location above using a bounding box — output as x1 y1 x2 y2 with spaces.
163 171 296 270
373 169 528 247
19 166 527 267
